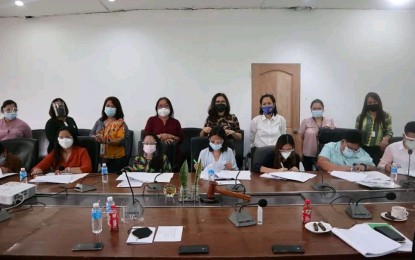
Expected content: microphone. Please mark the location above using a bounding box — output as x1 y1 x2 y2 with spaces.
74 173 97 193
345 192 396 219
229 199 268 227
311 163 335 191
144 171 164 193
227 170 246 193
123 169 144 223
201 181 251 203
400 149 414 188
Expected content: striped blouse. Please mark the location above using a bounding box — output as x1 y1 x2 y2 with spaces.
355 112 393 146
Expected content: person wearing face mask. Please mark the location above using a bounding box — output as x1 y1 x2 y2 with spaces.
124 133 171 173
90 96 129 174
355 92 393 165
45 98 78 153
31 127 92 175
253 134 300 173
0 100 32 141
196 127 238 171
0 143 22 173
298 99 335 171
250 93 286 150
317 130 376 172
200 93 242 145
378 121 415 173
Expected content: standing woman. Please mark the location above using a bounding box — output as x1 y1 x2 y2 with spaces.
200 93 242 148
0 100 32 141
298 99 335 171
90 96 129 173
45 98 78 153
250 93 286 149
355 92 393 165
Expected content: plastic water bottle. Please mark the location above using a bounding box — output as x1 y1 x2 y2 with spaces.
19 168 27 183
302 199 312 224
101 163 108 183
208 168 215 182
390 163 398 185
91 203 102 234
109 204 119 231
106 196 114 219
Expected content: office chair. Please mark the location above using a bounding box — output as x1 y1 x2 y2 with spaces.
78 136 100 173
31 129 49 162
0 138 39 171
251 145 275 173
317 128 353 155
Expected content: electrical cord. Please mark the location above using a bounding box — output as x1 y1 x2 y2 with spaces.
330 196 354 204
8 202 47 214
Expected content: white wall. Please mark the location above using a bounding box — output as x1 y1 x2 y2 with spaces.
1 9 414 154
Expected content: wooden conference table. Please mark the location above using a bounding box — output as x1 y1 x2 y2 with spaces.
0 172 414 259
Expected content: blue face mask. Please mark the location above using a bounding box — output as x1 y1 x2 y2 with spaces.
311 110 323 118
261 105 274 115
104 107 116 117
343 146 356 158
4 112 17 120
209 142 222 151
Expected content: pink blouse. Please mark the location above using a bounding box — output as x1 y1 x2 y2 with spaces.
298 117 334 157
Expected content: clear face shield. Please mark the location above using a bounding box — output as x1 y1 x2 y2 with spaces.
52 102 67 117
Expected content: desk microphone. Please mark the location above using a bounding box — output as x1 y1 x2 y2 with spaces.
123 168 144 222
145 171 164 192
400 149 414 188
345 192 396 219
311 163 335 192
74 173 97 193
201 181 251 203
227 170 245 193
229 199 268 227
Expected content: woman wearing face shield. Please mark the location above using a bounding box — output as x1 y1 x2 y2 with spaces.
200 93 242 144
90 96 129 173
45 98 78 153
356 92 393 165
196 127 238 171
254 134 300 173
123 133 171 173
31 126 92 175
0 100 32 141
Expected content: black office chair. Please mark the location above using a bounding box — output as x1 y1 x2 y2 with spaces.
190 136 210 170
0 138 39 171
389 136 404 144
137 140 177 170
251 145 275 173
317 128 353 155
180 127 202 169
31 129 49 162
77 128 91 137
124 130 134 164
232 129 244 170
78 136 100 173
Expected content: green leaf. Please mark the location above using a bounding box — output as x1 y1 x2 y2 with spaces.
179 160 188 188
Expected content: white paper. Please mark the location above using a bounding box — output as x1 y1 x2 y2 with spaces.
117 172 174 183
331 171 389 182
0 172 17 179
332 223 401 257
270 172 316 183
260 173 285 180
126 226 156 244
216 180 241 186
215 170 251 180
29 173 88 184
154 226 183 242
117 180 143 188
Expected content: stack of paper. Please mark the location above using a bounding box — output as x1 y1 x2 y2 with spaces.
330 171 399 188
29 173 88 184
332 223 402 257
117 172 174 183
270 172 316 183
200 170 251 181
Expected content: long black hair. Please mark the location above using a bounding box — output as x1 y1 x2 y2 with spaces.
358 92 386 129
48 98 69 118
208 126 228 153
52 126 79 170
140 132 164 172
100 96 124 121
207 93 231 120
273 134 298 169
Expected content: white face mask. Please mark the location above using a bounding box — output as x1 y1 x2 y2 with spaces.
143 144 157 154
58 137 73 149
157 108 170 117
404 139 415 150
280 151 292 160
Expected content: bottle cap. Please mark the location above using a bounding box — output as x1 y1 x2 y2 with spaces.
102 163 107 167
93 203 99 208
107 196 113 201
305 199 311 203
20 168 25 171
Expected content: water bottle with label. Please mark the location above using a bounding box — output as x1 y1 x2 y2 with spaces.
101 163 108 183
19 168 27 183
208 168 215 182
91 203 102 234
390 163 398 184
106 196 114 219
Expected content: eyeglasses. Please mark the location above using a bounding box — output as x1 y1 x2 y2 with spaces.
157 105 169 109
3 108 17 113
209 139 223 145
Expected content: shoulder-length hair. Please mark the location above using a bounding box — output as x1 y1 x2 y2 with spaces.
155 97 174 118
207 93 231 119
139 132 165 172
273 134 296 168
208 126 228 153
52 126 79 170
49 98 69 118
358 92 385 129
100 96 124 121
258 93 278 116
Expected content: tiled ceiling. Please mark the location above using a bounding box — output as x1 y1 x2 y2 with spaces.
0 0 414 18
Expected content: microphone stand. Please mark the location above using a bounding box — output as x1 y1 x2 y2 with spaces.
400 149 415 188
124 169 144 223
227 170 246 193
311 163 335 192
229 199 268 227
144 171 164 193
345 193 396 219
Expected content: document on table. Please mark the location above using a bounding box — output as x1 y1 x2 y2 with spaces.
154 226 183 242
216 180 241 186
117 172 174 183
270 172 316 183
330 171 389 182
215 170 251 180
367 223 413 252
117 180 143 188
332 223 402 257
29 173 88 184
0 172 17 179
260 173 285 180
126 227 156 244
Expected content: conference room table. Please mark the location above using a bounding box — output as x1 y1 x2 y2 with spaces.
0 171 414 259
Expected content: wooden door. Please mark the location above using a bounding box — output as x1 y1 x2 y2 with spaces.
251 63 301 152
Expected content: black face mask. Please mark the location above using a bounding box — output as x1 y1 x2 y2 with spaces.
215 104 227 113
367 104 379 112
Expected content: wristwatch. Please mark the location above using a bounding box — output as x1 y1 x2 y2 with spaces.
107 139 111 144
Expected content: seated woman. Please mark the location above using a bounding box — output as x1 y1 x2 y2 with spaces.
254 134 300 173
0 143 22 173
0 99 32 141
124 133 171 173
31 127 92 175
197 127 238 171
